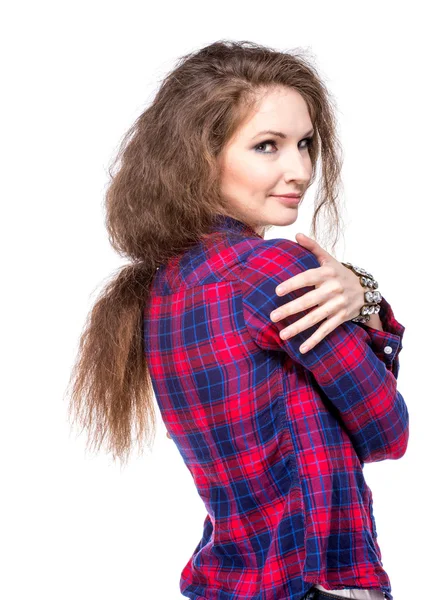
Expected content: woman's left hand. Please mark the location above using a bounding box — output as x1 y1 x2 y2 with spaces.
269 233 365 353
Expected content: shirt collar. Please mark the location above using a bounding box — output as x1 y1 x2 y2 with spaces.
211 215 264 239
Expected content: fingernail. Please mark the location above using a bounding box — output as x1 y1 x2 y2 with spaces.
300 344 309 353
277 286 285 295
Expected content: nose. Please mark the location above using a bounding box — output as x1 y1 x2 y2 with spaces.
281 150 311 184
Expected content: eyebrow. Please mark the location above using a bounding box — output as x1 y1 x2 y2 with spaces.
251 128 315 140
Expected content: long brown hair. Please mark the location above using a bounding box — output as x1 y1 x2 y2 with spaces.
64 40 345 467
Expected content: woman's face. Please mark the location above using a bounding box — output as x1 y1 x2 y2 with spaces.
218 86 314 237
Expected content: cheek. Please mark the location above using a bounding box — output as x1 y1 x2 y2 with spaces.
234 158 276 191
221 150 278 197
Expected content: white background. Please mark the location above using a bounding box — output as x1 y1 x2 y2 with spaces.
2 1 446 599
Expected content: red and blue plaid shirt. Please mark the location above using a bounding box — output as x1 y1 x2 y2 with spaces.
144 215 408 600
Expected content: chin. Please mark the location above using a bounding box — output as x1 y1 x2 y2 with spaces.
271 209 299 225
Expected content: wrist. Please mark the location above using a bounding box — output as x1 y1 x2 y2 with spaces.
364 312 384 332
342 262 382 326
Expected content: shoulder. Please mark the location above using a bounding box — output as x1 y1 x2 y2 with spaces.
240 237 320 282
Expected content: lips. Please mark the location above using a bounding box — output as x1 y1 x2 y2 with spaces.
272 194 302 206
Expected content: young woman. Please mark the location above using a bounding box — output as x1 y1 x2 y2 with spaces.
66 40 408 600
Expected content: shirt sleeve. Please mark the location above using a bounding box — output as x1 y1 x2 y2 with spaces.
239 238 409 464
355 295 405 379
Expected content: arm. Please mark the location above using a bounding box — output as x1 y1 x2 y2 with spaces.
354 295 405 379
240 239 409 464
365 313 383 332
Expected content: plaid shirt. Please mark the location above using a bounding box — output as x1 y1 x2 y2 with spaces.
144 215 408 600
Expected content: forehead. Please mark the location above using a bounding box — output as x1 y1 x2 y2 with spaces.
237 87 313 137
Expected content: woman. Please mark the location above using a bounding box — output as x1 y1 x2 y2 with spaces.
65 41 408 600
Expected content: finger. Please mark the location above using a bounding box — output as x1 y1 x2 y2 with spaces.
297 312 345 353
295 232 317 246
271 287 324 321
295 232 332 263
278 298 344 340
295 232 309 241
275 267 326 296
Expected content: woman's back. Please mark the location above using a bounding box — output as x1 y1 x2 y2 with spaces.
144 215 408 600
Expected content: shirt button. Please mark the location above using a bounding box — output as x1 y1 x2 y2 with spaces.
384 345 393 354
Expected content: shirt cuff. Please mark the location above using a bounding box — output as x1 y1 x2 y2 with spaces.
354 295 406 379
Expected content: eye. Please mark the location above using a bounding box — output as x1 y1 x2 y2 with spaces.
254 139 278 153
254 136 314 154
300 136 314 149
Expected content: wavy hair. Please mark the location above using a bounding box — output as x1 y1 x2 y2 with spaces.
64 40 345 466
